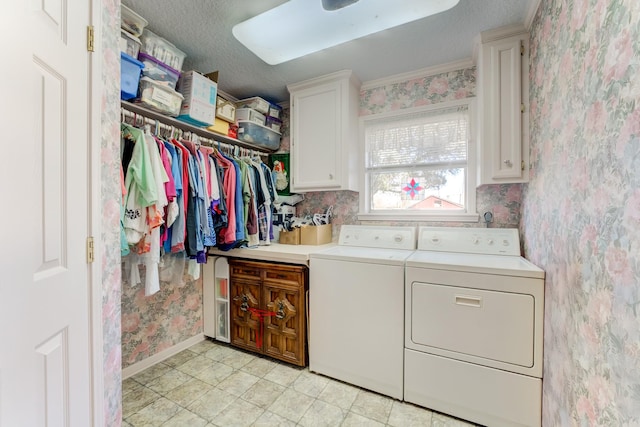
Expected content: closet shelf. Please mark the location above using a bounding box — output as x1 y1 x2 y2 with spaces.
121 100 277 153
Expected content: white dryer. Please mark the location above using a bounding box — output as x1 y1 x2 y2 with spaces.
309 225 416 400
404 227 545 427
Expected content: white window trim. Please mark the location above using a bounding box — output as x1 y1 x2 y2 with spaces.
358 98 478 222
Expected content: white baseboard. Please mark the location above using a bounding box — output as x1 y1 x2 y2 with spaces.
122 333 206 379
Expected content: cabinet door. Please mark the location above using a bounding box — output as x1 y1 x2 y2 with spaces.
290 81 342 191
478 33 529 184
262 281 306 366
229 278 261 352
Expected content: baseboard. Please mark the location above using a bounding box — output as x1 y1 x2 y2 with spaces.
122 333 206 379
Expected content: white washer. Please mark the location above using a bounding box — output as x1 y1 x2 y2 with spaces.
404 227 545 427
309 225 416 400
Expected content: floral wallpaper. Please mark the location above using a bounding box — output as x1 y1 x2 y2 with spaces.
121 264 204 367
295 67 523 234
524 0 640 425
101 0 124 425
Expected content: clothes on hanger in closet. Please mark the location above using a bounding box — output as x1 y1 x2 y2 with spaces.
120 118 276 296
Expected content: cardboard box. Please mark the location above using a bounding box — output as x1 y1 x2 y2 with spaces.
300 224 332 245
177 71 218 126
279 228 300 245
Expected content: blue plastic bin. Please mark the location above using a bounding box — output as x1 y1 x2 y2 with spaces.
120 52 144 100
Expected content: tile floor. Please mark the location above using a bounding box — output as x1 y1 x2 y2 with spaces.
123 338 479 427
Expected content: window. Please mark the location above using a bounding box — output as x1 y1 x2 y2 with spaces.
359 99 478 221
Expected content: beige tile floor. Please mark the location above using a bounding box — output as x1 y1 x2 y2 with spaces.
123 338 479 427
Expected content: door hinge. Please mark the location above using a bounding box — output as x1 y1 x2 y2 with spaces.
86 237 95 263
521 160 526 171
520 42 524 56
87 25 95 52
521 103 525 113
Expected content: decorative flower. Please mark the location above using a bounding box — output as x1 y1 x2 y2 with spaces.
403 179 423 199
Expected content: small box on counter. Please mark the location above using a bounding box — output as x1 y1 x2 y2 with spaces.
237 96 270 115
137 77 184 116
236 108 266 126
300 224 332 245
279 228 300 245
177 71 218 126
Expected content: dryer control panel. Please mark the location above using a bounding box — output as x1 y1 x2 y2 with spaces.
417 227 520 256
338 225 416 250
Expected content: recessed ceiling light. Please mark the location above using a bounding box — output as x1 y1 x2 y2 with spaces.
232 0 460 65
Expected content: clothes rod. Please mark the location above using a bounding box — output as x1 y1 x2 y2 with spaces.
121 100 277 155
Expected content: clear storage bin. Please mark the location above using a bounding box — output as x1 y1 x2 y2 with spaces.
235 108 266 126
237 120 281 150
120 29 141 58
121 5 148 38
265 116 283 133
138 77 184 116
268 103 283 119
138 52 180 89
237 96 270 114
140 29 186 72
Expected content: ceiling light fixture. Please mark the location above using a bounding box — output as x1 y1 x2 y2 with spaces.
232 0 460 65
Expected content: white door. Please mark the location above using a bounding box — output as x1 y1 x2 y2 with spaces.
0 1 93 426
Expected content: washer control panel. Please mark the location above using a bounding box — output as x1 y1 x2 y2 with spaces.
339 225 416 250
417 226 520 255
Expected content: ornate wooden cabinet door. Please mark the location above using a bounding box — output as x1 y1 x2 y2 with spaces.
228 259 308 366
263 265 307 366
229 261 262 352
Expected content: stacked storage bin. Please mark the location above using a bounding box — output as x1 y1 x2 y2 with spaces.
207 96 237 138
137 29 186 117
235 97 282 150
119 5 146 100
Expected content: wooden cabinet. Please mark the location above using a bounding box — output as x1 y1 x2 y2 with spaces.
287 70 360 192
229 259 308 366
476 25 530 185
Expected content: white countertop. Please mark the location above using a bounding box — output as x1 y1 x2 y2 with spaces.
208 243 335 265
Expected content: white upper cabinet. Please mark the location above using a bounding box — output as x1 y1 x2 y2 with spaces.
287 70 360 192
476 25 530 185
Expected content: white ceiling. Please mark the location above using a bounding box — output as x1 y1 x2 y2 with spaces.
122 0 538 104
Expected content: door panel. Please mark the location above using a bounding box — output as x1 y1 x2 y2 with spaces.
0 1 92 426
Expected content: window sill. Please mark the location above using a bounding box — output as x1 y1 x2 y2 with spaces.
357 212 480 223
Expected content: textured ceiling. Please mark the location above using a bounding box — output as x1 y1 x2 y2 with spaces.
122 0 537 104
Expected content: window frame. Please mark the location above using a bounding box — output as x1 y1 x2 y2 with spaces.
358 98 479 222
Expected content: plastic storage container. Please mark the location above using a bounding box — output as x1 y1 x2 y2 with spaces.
138 76 184 116
120 52 144 100
140 29 186 72
216 96 236 122
237 96 270 114
121 5 148 37
120 29 141 58
265 116 283 133
237 120 281 150
138 52 180 89
268 103 283 119
235 108 266 126
177 71 218 126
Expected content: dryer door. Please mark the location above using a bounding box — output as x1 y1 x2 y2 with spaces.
408 280 535 368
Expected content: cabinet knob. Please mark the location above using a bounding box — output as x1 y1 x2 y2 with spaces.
328 173 334 179
503 159 513 167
